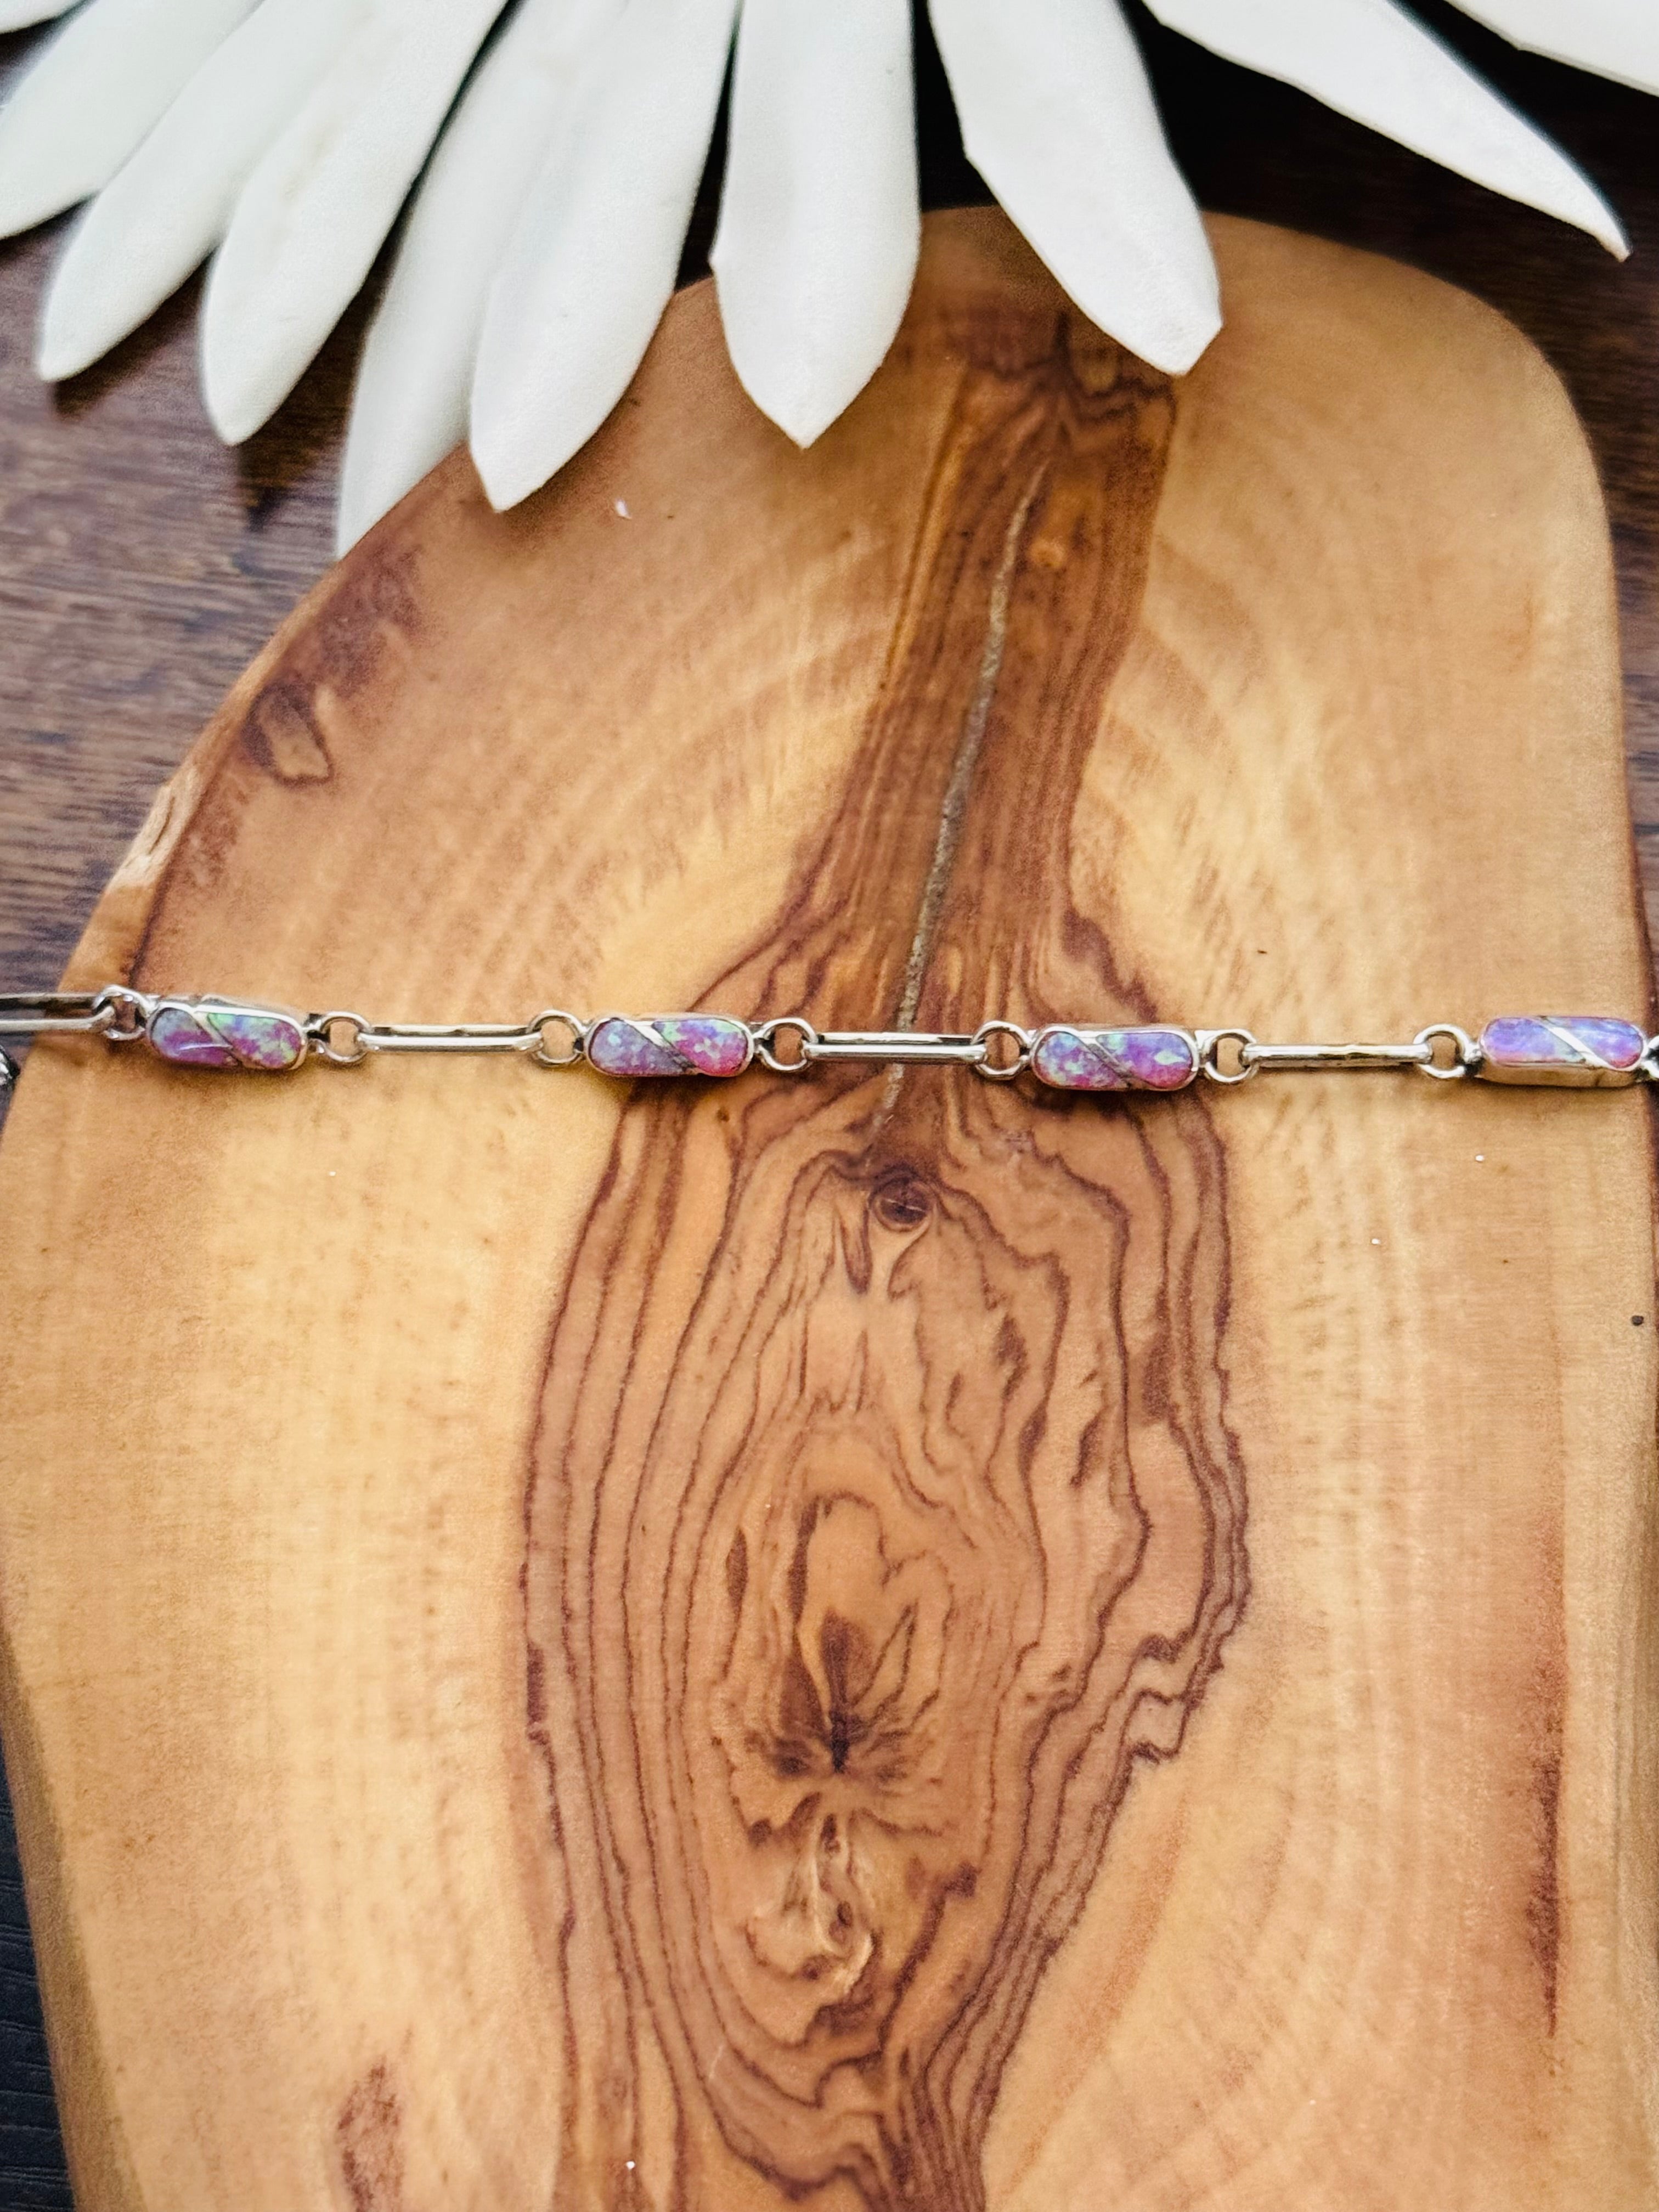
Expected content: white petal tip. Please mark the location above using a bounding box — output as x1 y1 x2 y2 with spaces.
202 387 263 447
470 391 603 515
749 391 845 450
472 441 552 514
36 290 115 382
1159 303 1223 377
1103 294 1220 380
33 321 75 382
201 345 279 446
1556 171 1629 258
33 340 81 383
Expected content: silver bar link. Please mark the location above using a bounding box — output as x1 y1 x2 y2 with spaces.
1200 1026 1482 1084
0 991 119 1037
803 1030 989 1066
0 987 153 1092
1242 1040 1431 1074
348 1021 545 1056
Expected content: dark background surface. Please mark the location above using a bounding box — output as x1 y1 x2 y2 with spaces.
0 3 1655 2200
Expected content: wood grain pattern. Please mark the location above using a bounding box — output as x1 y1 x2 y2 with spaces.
5 0 1659 1025
0 209 1656 2211
524 326 1244 2211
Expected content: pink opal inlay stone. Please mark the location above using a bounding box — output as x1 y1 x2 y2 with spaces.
148 1000 306 1073
1032 1025 1197 1093
1478 1015 1646 1087
586 1015 751 1079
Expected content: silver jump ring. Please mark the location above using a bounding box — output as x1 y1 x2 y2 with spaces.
1198 1028 1258 1085
971 1018 1031 1082
309 1011 370 1066
1414 1024 1477 1081
93 984 151 1043
753 1015 817 1074
527 1009 587 1068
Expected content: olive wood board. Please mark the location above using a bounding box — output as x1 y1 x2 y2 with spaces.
0 210 1655 2212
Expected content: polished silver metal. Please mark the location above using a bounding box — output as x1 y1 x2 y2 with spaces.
752 1015 818 1074
349 1020 544 1056
528 1009 588 1068
1413 1024 1479 1081
307 1011 371 1066
1242 1039 1431 1074
803 1030 989 1066
1197 1028 1259 1085
95 984 155 1041
1643 1035 1659 1084
0 988 146 1093
972 1018 1032 1082
0 991 120 1037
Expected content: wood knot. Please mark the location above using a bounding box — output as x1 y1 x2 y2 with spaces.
868 1166 934 1234
240 680 332 785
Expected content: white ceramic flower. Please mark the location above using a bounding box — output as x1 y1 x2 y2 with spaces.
0 0 1652 552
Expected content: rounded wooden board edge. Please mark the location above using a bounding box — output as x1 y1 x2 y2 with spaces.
0 207 1655 2211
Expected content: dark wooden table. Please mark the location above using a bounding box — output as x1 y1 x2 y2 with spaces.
0 3 1654 2199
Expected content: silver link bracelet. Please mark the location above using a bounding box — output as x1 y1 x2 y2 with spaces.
0 994 1652 1097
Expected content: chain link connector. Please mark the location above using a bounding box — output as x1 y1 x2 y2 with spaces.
307 1011 370 1066
1413 1024 1479 1080
972 1019 1032 1082
93 985 154 1043
752 1016 817 1074
1197 1029 1259 1085
527 1009 587 1067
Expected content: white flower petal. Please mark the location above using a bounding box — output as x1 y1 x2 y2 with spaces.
336 0 624 555
0 0 257 239
1450 2 1659 99
38 0 365 382
926 0 1218 376
710 0 918 448
1147 0 1628 256
0 0 77 32
201 0 509 445
470 0 738 514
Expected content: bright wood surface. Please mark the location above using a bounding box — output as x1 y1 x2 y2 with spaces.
0 211 1654 2211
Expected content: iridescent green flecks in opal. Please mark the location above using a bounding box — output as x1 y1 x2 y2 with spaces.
148 1000 306 1072
586 1015 751 1078
1031 1025 1197 1093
